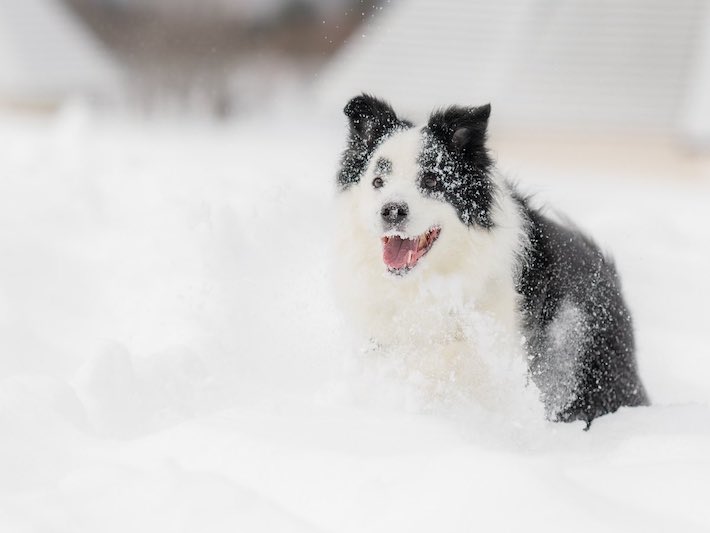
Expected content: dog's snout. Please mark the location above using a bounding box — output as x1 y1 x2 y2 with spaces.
381 202 409 225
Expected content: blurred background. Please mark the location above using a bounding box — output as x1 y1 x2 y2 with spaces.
0 0 709 141
0 0 372 115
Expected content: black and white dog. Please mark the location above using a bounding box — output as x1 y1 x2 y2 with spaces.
335 94 648 426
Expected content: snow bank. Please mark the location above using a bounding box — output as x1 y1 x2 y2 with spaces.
0 106 709 531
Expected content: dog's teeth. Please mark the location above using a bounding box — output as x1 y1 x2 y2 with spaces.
407 250 413 263
419 235 426 248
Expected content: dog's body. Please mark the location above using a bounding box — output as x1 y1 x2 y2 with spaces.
335 95 648 426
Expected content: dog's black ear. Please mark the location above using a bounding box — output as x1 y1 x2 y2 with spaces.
427 104 491 157
343 94 402 147
338 94 412 188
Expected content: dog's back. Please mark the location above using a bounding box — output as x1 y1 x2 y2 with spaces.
516 198 649 426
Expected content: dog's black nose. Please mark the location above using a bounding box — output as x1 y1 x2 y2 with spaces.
381 202 409 225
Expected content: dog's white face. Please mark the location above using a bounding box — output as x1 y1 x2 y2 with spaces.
335 95 527 348
334 95 534 411
345 128 472 278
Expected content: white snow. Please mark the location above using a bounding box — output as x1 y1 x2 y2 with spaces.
1 105 710 532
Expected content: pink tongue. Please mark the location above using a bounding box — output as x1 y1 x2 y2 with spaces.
383 236 419 269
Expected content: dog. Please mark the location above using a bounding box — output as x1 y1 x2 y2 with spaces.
334 94 648 427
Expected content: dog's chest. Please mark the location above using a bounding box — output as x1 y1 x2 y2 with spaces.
342 264 518 347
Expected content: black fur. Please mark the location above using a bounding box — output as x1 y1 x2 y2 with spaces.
426 104 492 162
374 157 393 176
515 199 649 427
420 105 495 228
338 94 413 189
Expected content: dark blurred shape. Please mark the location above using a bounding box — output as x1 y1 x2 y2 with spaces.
65 0 380 116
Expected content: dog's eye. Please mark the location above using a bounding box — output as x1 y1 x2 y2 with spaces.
372 177 384 189
422 175 438 189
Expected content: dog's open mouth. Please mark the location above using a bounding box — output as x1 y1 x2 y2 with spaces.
381 227 441 274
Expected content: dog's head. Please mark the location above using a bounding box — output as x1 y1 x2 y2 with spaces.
337 94 496 277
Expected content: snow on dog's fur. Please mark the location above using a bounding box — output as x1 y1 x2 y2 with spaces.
334 94 649 426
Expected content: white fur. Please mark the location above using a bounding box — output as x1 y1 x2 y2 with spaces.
335 128 539 412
